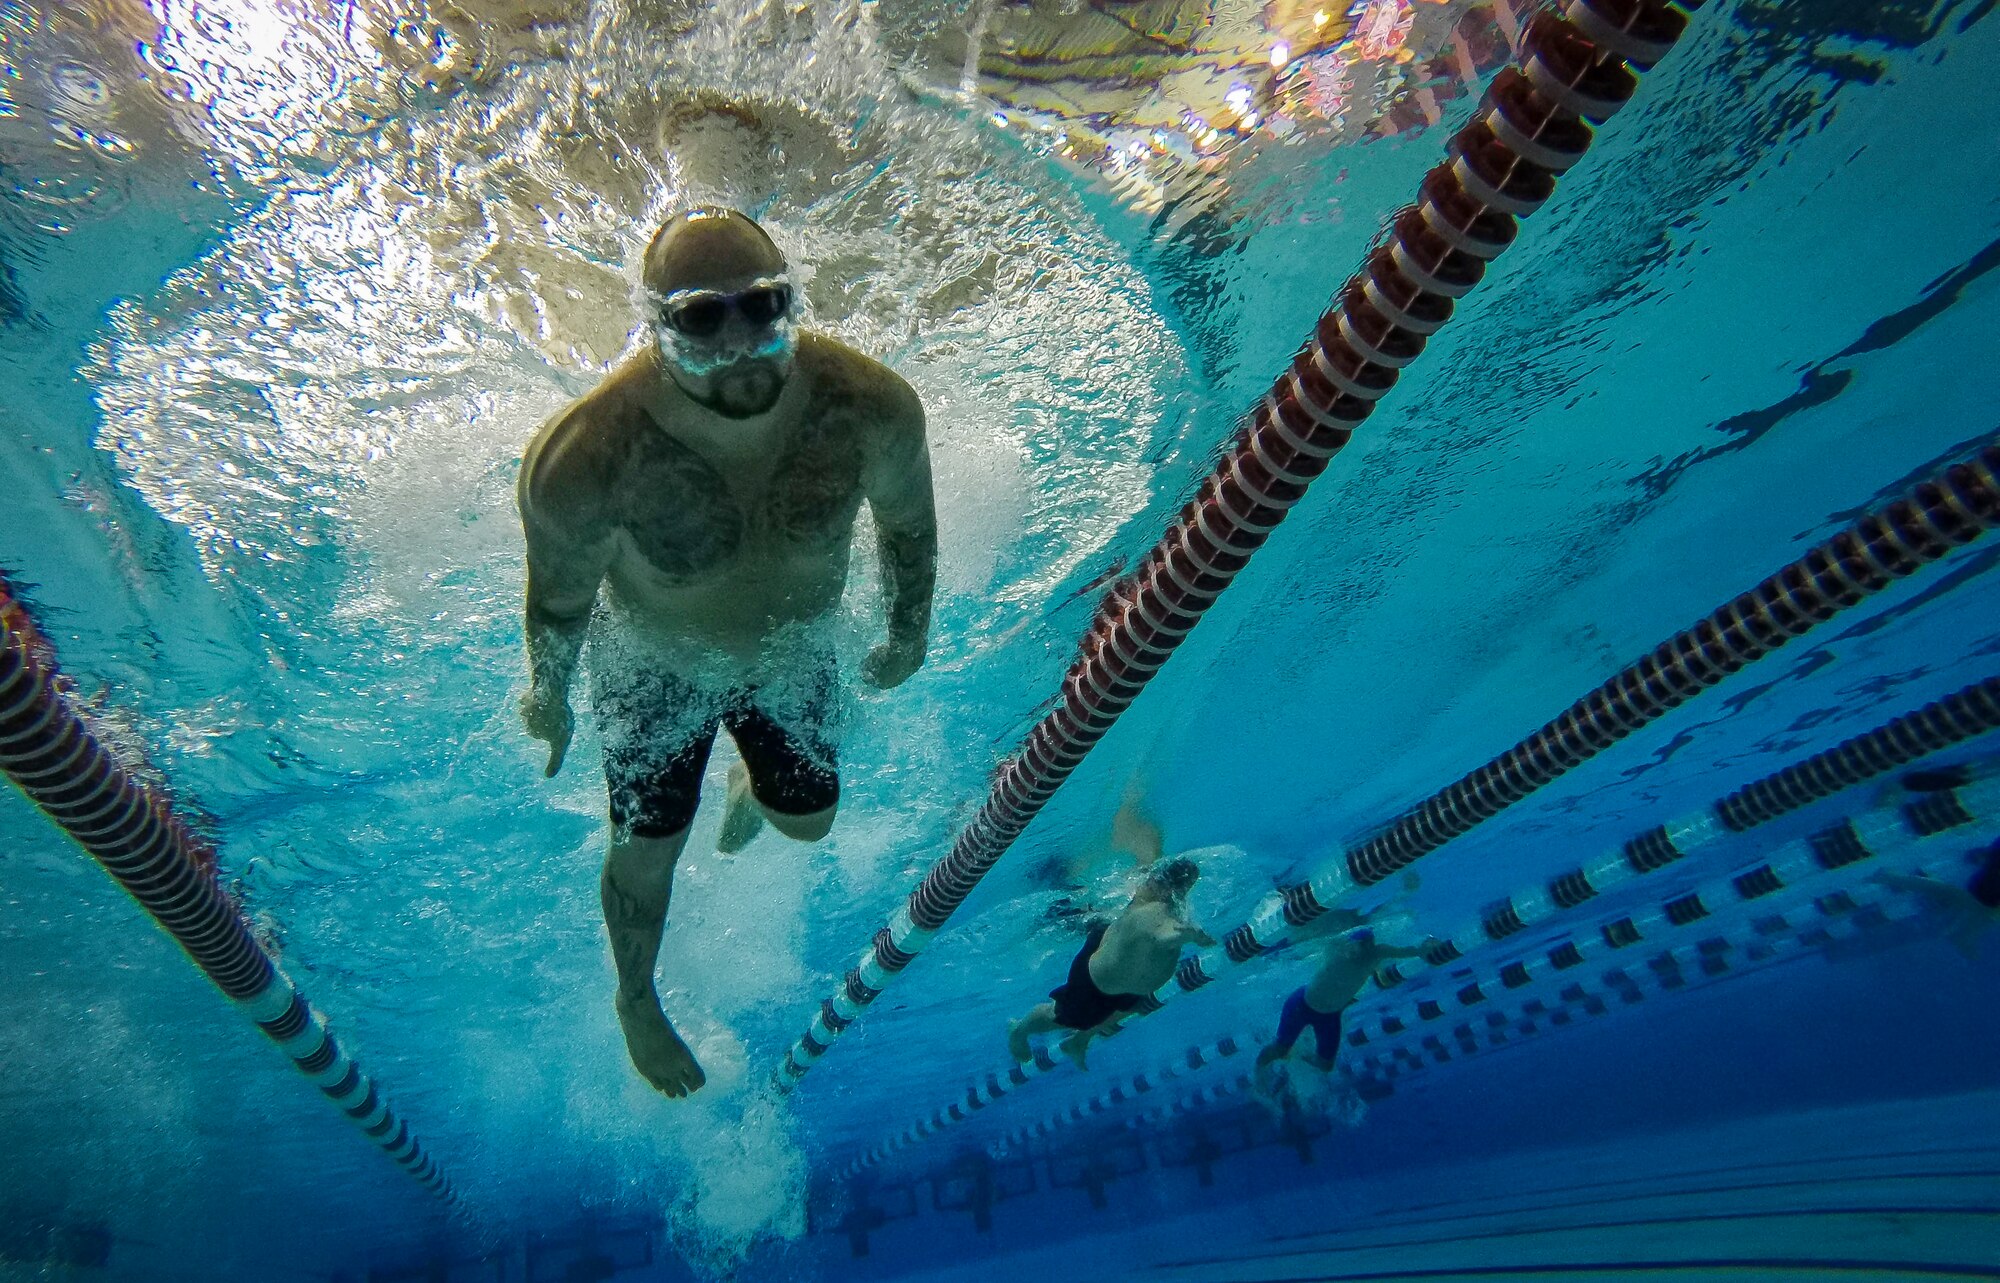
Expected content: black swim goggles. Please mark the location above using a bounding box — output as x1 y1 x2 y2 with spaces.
659 282 794 338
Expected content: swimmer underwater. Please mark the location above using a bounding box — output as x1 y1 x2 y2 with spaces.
516 208 938 1098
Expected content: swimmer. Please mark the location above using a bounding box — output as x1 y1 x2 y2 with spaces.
1871 841 2000 960
1008 855 1215 1071
1255 922 1437 1096
517 208 937 1097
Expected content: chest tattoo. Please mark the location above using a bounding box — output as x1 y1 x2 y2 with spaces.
610 395 871 581
613 429 744 581
765 399 867 545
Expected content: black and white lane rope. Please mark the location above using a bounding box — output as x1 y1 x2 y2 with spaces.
0 580 459 1206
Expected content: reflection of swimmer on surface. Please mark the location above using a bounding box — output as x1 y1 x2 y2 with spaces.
1255 899 1433 1098
516 208 938 1098
1871 841 2000 961
1009 806 1216 1071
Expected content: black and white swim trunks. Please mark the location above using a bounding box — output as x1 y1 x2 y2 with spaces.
592 647 840 839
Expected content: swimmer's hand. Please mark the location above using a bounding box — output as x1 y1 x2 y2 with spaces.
863 637 925 690
519 687 573 776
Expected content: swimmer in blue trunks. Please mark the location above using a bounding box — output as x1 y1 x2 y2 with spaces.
1009 855 1215 1070
1871 839 2000 960
1256 920 1437 1093
517 208 937 1098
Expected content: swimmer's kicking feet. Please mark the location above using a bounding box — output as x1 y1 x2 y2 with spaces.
517 208 937 1097
1009 855 1214 1071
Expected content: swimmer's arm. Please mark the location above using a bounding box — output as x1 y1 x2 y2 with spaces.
1293 908 1368 941
518 439 612 708
522 533 603 703
1872 869 1978 911
862 385 937 668
1372 937 1439 960
1164 917 1216 948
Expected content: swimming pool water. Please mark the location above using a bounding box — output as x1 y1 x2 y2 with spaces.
2 0 1998 1278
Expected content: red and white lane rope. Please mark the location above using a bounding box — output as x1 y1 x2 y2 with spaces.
779 0 1713 1088
1176 447 2000 990
0 581 459 1207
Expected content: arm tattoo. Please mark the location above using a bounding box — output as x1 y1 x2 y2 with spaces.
526 608 587 698
866 400 936 648
877 523 937 646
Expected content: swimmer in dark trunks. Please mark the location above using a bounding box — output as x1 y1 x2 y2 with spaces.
1009 853 1215 1071
1256 922 1436 1094
517 208 937 1098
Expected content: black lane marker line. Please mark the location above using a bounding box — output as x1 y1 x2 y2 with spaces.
1149 1205 2000 1269
1247 1169 2000 1249
1270 1167 2000 1244
1352 1145 2000 1220
1143 1257 2000 1282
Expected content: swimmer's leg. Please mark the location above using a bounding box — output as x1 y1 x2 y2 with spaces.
1254 1041 1293 1096
717 760 766 853
722 680 840 851
761 798 837 843
604 825 707 1098
1060 1019 1116 1071
1010 1003 1061 1063
1111 788 1165 867
598 717 716 1098
1258 989 1310 1094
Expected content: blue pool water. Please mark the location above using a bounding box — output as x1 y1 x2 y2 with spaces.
3 0 1998 1278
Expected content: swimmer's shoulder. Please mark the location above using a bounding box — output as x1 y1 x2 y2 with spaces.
798 332 923 430
519 354 654 532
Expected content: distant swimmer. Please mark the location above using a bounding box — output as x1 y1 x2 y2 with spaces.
1009 806 1215 1070
516 207 937 1097
1872 840 2000 960
1255 913 1435 1096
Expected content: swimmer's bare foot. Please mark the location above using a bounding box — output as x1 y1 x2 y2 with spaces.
717 760 765 854
616 996 706 1098
1007 1020 1033 1065
1059 1032 1090 1071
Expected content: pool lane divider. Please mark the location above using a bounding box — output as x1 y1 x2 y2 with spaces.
780 0 1715 1089
1176 446 2000 991
842 1032 1255 1176
1156 875 1926 1132
995 780 1991 1161
0 580 459 1208
1119 876 1920 1134
1357 677 2000 999
1346 773 2000 1055
1352 864 1941 1087
837 727 1998 1174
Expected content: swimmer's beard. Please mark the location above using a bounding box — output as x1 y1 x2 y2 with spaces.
704 361 787 418
655 326 795 420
